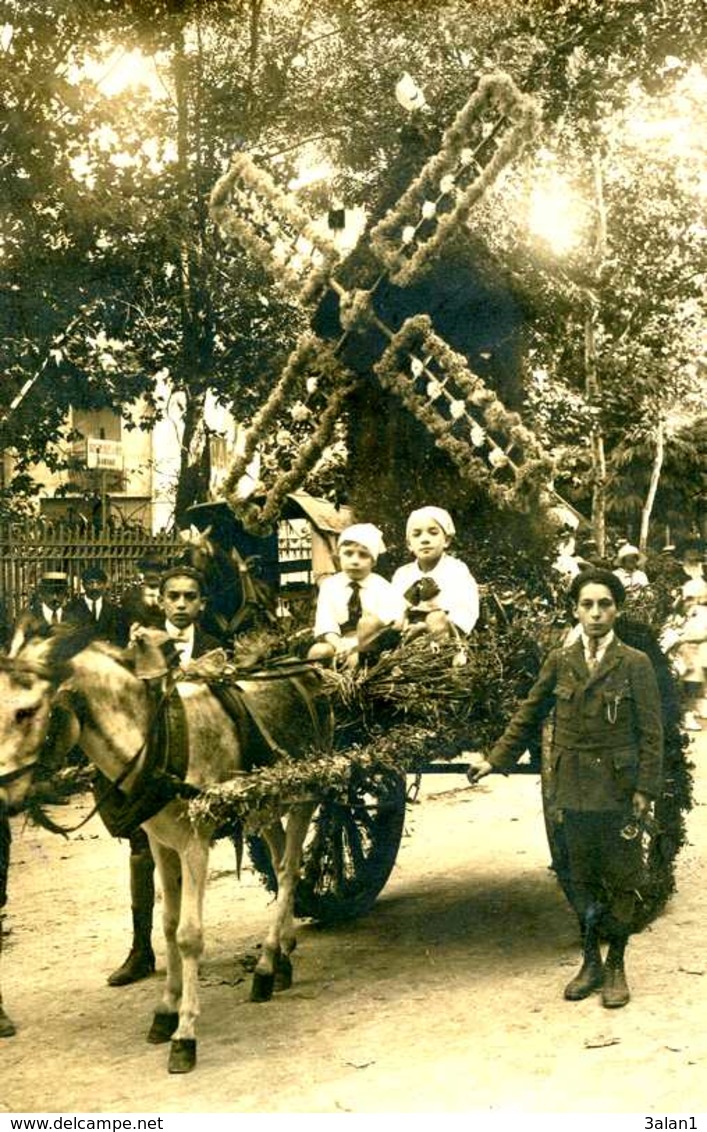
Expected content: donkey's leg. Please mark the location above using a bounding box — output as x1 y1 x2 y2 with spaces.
145 838 182 1046
251 820 285 1001
252 803 315 1001
0 814 15 1038
168 834 210 1074
277 803 316 969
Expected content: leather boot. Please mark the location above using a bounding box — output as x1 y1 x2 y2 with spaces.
564 917 604 1000
0 920 16 1037
0 998 16 1038
108 849 156 987
602 935 630 1008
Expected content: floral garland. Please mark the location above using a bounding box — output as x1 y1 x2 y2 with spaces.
222 332 326 497
373 314 551 506
188 725 438 835
370 72 541 286
338 288 375 333
220 330 359 534
236 374 359 535
209 153 341 305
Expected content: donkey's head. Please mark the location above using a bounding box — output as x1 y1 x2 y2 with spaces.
0 638 59 814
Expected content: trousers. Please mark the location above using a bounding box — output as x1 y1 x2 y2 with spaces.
563 809 642 931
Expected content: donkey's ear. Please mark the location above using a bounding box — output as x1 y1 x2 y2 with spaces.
6 635 62 683
15 626 97 682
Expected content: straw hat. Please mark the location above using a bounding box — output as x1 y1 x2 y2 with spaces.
615 543 646 567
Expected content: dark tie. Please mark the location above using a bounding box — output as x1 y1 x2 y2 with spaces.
173 634 189 661
51 608 60 625
89 600 97 622
587 638 599 670
344 581 362 632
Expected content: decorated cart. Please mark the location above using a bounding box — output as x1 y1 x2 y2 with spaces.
191 71 691 932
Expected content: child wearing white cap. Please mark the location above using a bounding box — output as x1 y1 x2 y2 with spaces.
392 506 479 640
308 523 406 663
613 544 649 592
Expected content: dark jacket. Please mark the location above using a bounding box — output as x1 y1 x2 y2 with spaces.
489 637 663 811
189 624 222 659
64 595 130 647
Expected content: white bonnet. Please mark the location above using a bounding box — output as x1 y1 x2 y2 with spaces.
406 506 455 539
616 543 641 561
338 523 386 562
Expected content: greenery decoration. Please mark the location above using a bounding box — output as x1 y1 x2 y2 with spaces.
242 375 358 535
369 72 541 286
187 630 541 835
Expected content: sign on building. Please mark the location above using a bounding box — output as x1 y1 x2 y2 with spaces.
86 438 124 471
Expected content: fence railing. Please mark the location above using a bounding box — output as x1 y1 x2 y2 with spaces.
0 520 184 621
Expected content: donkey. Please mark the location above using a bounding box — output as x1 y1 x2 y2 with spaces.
0 632 331 1072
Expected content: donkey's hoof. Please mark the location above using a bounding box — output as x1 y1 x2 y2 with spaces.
250 970 275 1002
0 1005 16 1038
147 1011 179 1044
168 1038 196 1074
273 954 293 992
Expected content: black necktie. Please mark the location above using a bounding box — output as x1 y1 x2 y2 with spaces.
344 581 362 632
51 608 60 625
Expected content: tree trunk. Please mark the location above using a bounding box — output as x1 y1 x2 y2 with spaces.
171 22 214 526
584 300 607 556
585 148 608 556
639 417 665 553
174 390 210 526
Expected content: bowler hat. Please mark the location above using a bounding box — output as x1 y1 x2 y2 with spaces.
82 565 108 583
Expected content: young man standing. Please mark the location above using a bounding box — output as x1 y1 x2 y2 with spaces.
107 566 220 987
468 568 663 1008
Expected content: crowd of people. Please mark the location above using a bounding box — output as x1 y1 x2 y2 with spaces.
0 515 706 1039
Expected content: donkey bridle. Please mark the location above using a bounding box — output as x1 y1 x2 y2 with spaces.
0 760 40 788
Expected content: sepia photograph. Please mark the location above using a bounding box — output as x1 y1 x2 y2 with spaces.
0 0 706 1118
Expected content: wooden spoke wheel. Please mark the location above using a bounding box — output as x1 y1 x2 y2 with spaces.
247 767 407 924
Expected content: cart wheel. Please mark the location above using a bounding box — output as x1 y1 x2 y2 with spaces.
247 767 407 924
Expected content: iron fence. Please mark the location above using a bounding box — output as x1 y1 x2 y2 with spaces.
0 519 184 622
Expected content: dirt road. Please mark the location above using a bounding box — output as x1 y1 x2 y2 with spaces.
2 731 706 1114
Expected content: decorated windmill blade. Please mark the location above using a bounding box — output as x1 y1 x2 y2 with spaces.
209 152 343 305
220 332 358 533
373 314 553 509
370 72 541 286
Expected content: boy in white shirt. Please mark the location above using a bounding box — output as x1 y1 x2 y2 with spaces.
392 506 479 640
613 544 649 592
308 523 405 664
